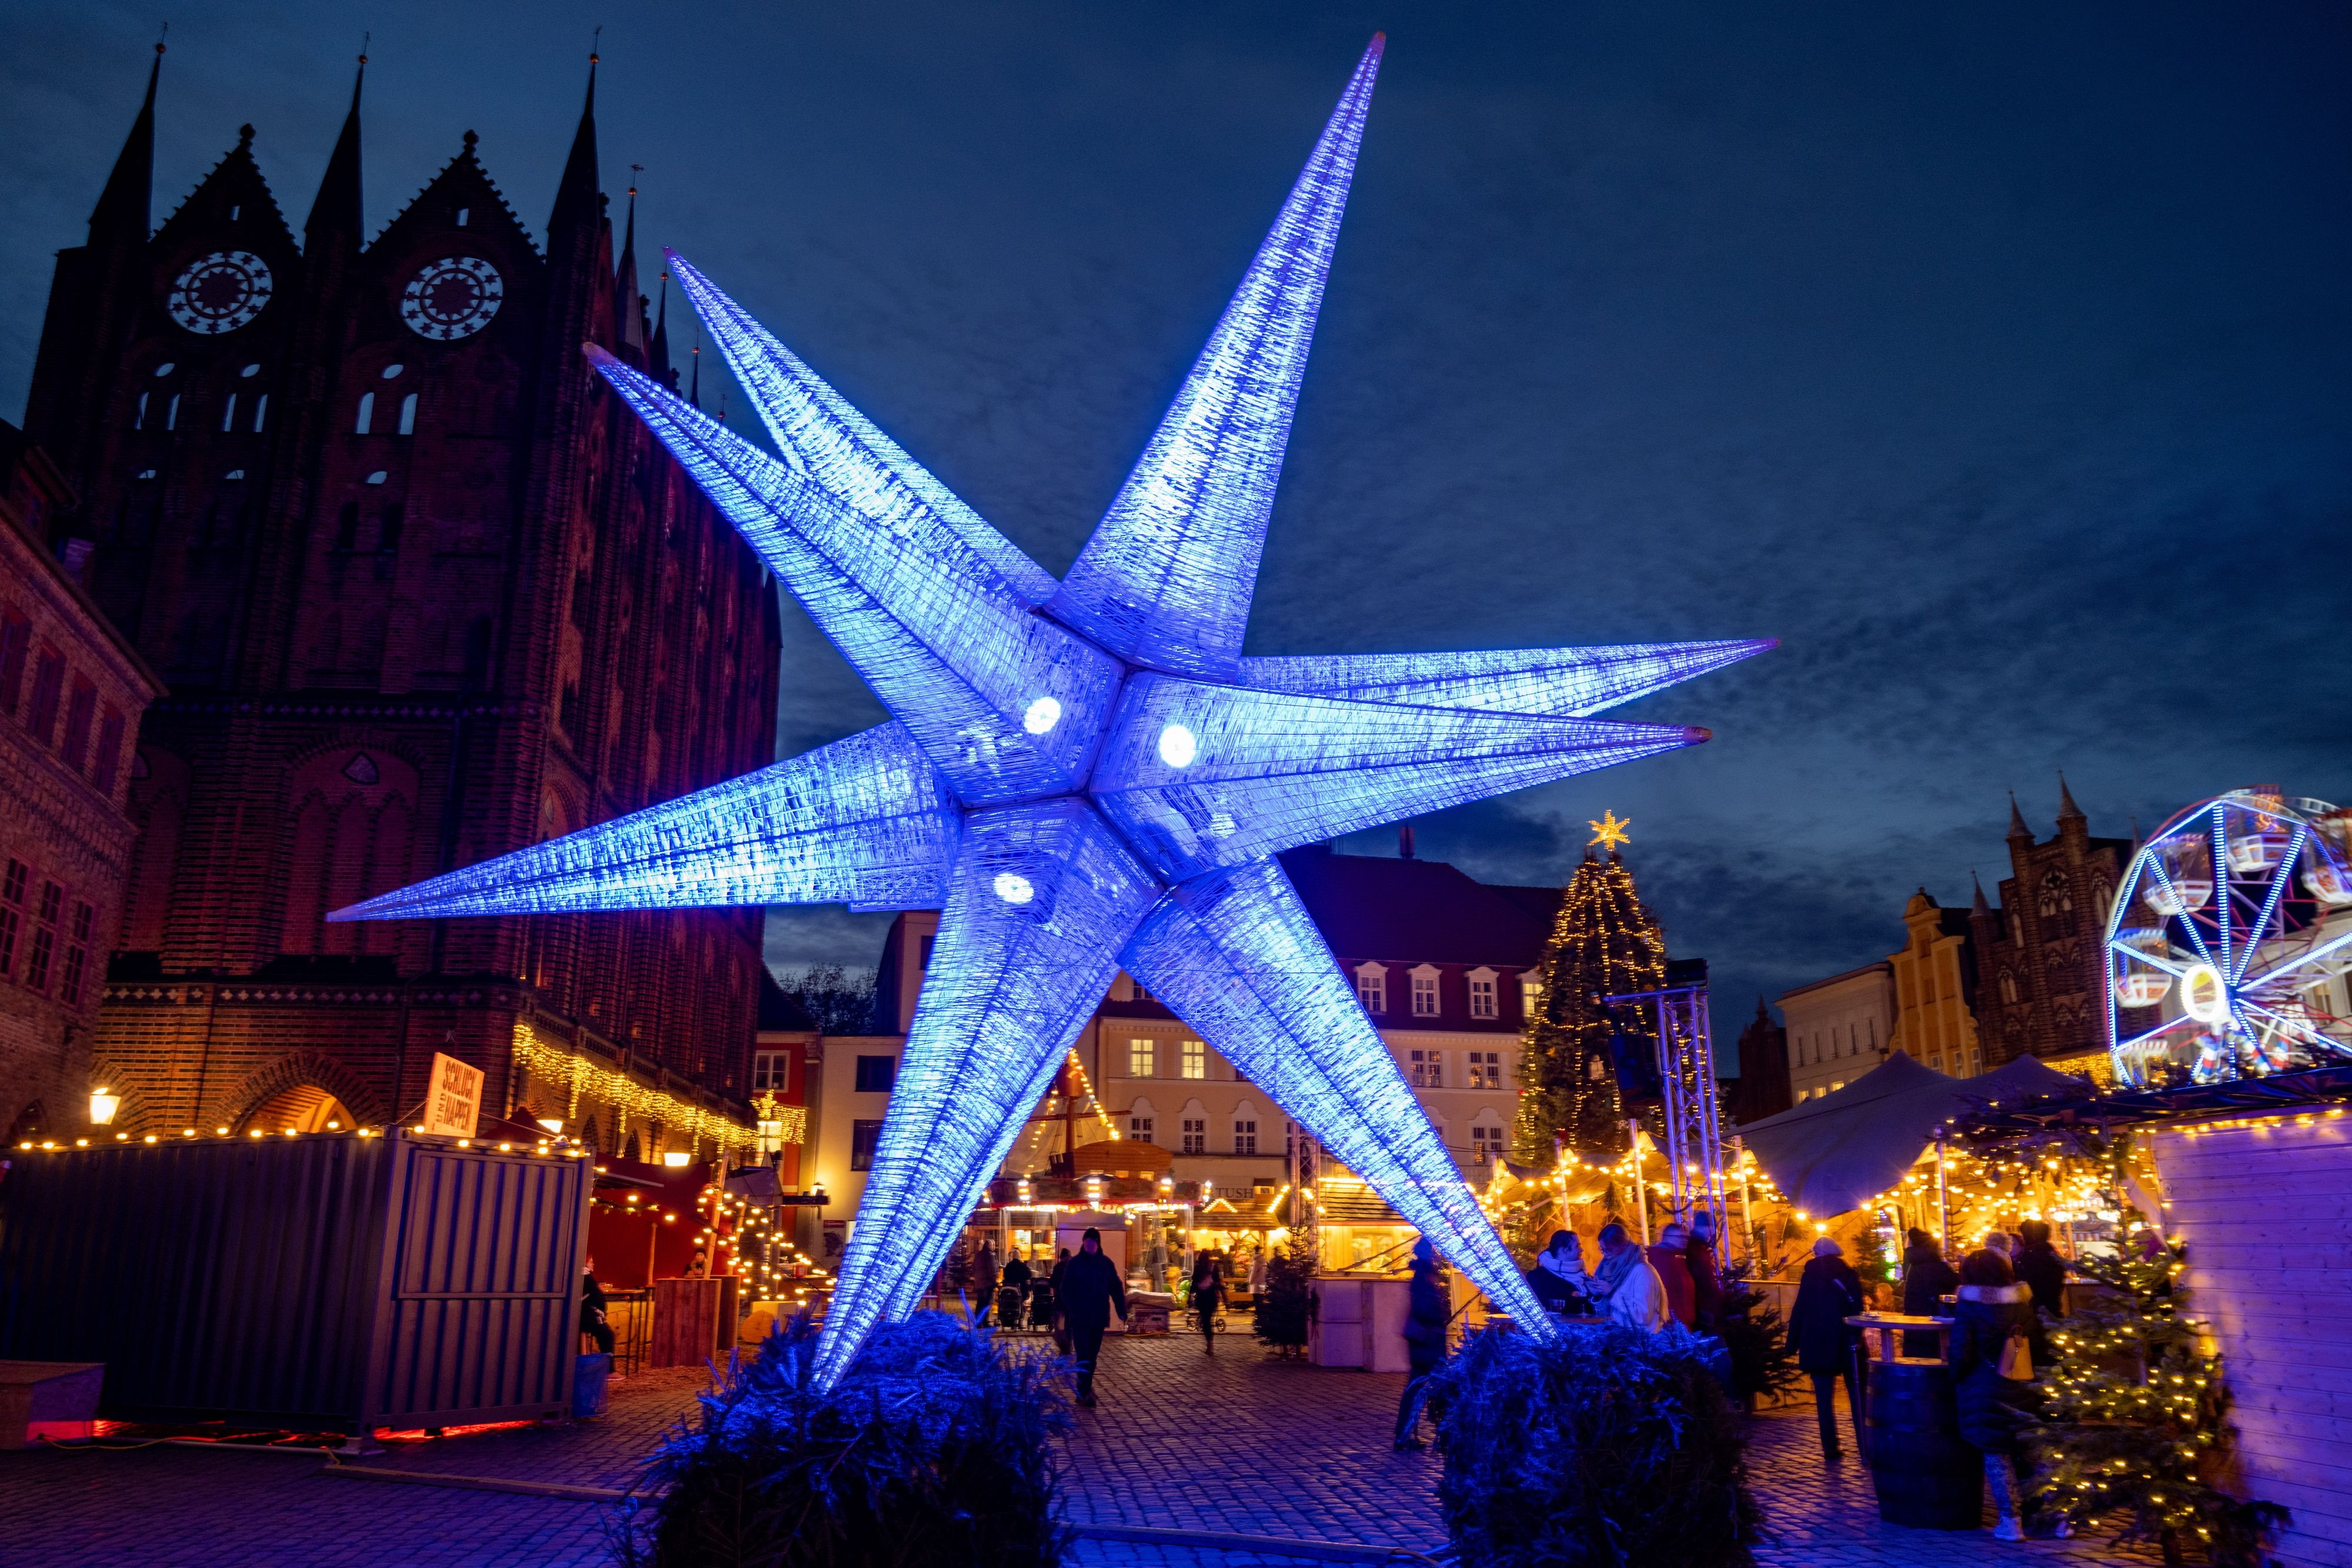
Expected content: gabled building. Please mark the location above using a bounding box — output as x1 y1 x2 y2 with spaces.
1969 780 2134 1072
21 51 779 1152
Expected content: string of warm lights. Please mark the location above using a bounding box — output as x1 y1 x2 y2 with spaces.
1512 847 1664 1173
513 1024 763 1159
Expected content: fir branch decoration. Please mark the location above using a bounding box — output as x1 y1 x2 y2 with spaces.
1428 1322 1759 1567
1252 1232 1316 1352
1512 850 1668 1166
2025 1220 2284 1567
610 1310 1074 1567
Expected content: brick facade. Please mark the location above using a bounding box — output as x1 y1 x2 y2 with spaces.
0 426 163 1143
1969 781 2132 1070
17 58 780 1149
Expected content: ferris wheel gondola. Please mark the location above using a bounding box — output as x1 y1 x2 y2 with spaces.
2105 788 2352 1089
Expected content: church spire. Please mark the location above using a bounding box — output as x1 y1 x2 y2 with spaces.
2056 770 2086 825
1972 870 1992 917
2007 791 2032 842
548 48 602 238
650 268 671 380
616 170 646 352
90 41 163 243
306 49 367 245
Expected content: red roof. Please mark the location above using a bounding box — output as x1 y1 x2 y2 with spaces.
1278 847 1556 967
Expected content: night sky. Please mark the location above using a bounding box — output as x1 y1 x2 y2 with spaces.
5 4 2348 1054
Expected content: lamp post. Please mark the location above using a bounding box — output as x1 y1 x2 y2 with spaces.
88 1087 121 1128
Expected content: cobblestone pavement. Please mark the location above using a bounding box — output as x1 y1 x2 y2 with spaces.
0 1332 2179 1566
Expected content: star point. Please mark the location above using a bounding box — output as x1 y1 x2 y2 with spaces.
1589 810 1633 852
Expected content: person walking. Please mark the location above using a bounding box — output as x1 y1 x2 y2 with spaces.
1589 1222 1671 1333
1900 1228 1960 1358
1526 1230 1589 1316
1949 1247 2064 1542
999 1248 1034 1332
972 1239 998 1328
1787 1236 1866 1462
580 1261 614 1355
1057 1228 1127 1407
1247 1245 1267 1299
1647 1222 1698 1328
1685 1211 1725 1330
1393 1238 1449 1450
1188 1251 1224 1353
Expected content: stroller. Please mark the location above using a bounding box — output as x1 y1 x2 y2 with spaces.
1028 1280 1056 1333
995 1282 1028 1333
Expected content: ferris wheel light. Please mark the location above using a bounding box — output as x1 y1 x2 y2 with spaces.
2179 962 2230 1027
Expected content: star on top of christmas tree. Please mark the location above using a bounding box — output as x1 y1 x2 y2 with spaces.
1588 810 1633 852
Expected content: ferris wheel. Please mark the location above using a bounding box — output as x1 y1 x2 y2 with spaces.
2106 788 2352 1090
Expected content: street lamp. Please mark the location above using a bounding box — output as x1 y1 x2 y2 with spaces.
88 1088 121 1126
663 1151 692 1168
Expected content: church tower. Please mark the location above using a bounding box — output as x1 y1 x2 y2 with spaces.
20 53 782 1152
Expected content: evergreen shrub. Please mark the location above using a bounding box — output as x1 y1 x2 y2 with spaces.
1427 1322 1759 1568
1252 1234 1315 1350
609 1310 1073 1568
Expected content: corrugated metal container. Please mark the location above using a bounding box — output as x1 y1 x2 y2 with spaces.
0 1131 590 1433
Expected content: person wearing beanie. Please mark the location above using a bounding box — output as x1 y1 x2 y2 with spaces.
1056 1228 1127 1407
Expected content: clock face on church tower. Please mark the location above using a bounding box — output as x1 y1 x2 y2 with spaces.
400 256 505 341
166 250 275 335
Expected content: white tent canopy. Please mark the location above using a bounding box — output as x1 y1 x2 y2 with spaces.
1736 1052 2092 1218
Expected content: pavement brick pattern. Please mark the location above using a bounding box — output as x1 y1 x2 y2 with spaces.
0 1333 2179 1566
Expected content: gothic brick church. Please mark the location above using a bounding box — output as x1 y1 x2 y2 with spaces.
19 51 781 1152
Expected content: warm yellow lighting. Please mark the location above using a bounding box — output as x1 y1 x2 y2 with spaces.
143 1135 157 1144
538 1118 565 1135
664 1151 693 1168
88 1088 121 1125
248 1130 264 1139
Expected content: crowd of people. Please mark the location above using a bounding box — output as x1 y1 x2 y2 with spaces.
1787 1218 2076 1543
1519 1208 1726 1333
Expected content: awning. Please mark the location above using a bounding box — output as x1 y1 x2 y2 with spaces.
1736 1053 2093 1217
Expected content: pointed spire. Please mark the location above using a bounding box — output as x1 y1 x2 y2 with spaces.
688 327 701 408
1755 995 1770 1021
650 269 672 381
2007 791 2032 841
549 46 602 237
1972 871 1992 916
616 171 646 351
306 48 368 244
91 41 163 243
2056 770 2086 824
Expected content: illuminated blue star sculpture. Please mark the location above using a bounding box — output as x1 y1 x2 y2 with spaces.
333 35 1773 1386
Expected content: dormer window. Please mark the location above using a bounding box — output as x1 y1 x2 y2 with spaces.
1353 962 1386 1014
1466 967 1499 1020
1410 965 1441 1018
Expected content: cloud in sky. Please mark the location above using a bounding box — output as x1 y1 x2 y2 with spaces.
4 2 2347 1035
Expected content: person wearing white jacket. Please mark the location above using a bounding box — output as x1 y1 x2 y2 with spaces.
1590 1222 1671 1333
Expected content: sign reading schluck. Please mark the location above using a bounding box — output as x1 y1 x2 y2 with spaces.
423 1052 485 1139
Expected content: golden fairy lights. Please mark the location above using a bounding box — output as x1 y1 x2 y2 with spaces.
513 1022 766 1160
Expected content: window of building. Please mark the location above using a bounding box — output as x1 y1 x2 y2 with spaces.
1410 969 1440 1018
1233 1119 1258 1156
26 650 64 743
25 880 61 992
252 392 268 432
751 1050 790 1092
1128 1038 1155 1078
1466 1051 1503 1091
0 859 24 977
91 708 125 792
1180 1118 1207 1155
398 392 419 436
1471 1125 1504 1165
1180 1038 1206 1079
58 901 92 1007
850 1119 884 1171
1520 972 1541 1019
61 678 96 771
1468 972 1497 1019
1131 978 1154 1002
355 391 375 434
1409 1049 1444 1089
0 609 28 713
1128 1116 1155 1144
854 1055 897 1094
1355 965 1385 1013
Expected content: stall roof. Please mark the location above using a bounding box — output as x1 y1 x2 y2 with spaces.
1737 1053 2094 1217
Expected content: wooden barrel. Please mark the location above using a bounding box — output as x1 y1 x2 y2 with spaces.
1863 1360 1982 1530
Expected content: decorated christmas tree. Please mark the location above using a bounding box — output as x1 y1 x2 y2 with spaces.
1512 813 1669 1168
2027 1210 2284 1566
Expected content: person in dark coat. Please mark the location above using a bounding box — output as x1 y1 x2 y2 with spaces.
1948 1248 2057 1542
1685 1212 1725 1330
1188 1252 1224 1353
971 1241 998 1327
2012 1219 2069 1352
1393 1238 1449 1450
1785 1236 1866 1462
1900 1228 1960 1358
1525 1230 1589 1316
580 1262 614 1355
1056 1229 1127 1407
998 1249 1034 1330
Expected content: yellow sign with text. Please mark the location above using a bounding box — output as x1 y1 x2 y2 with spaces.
423 1052 485 1139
